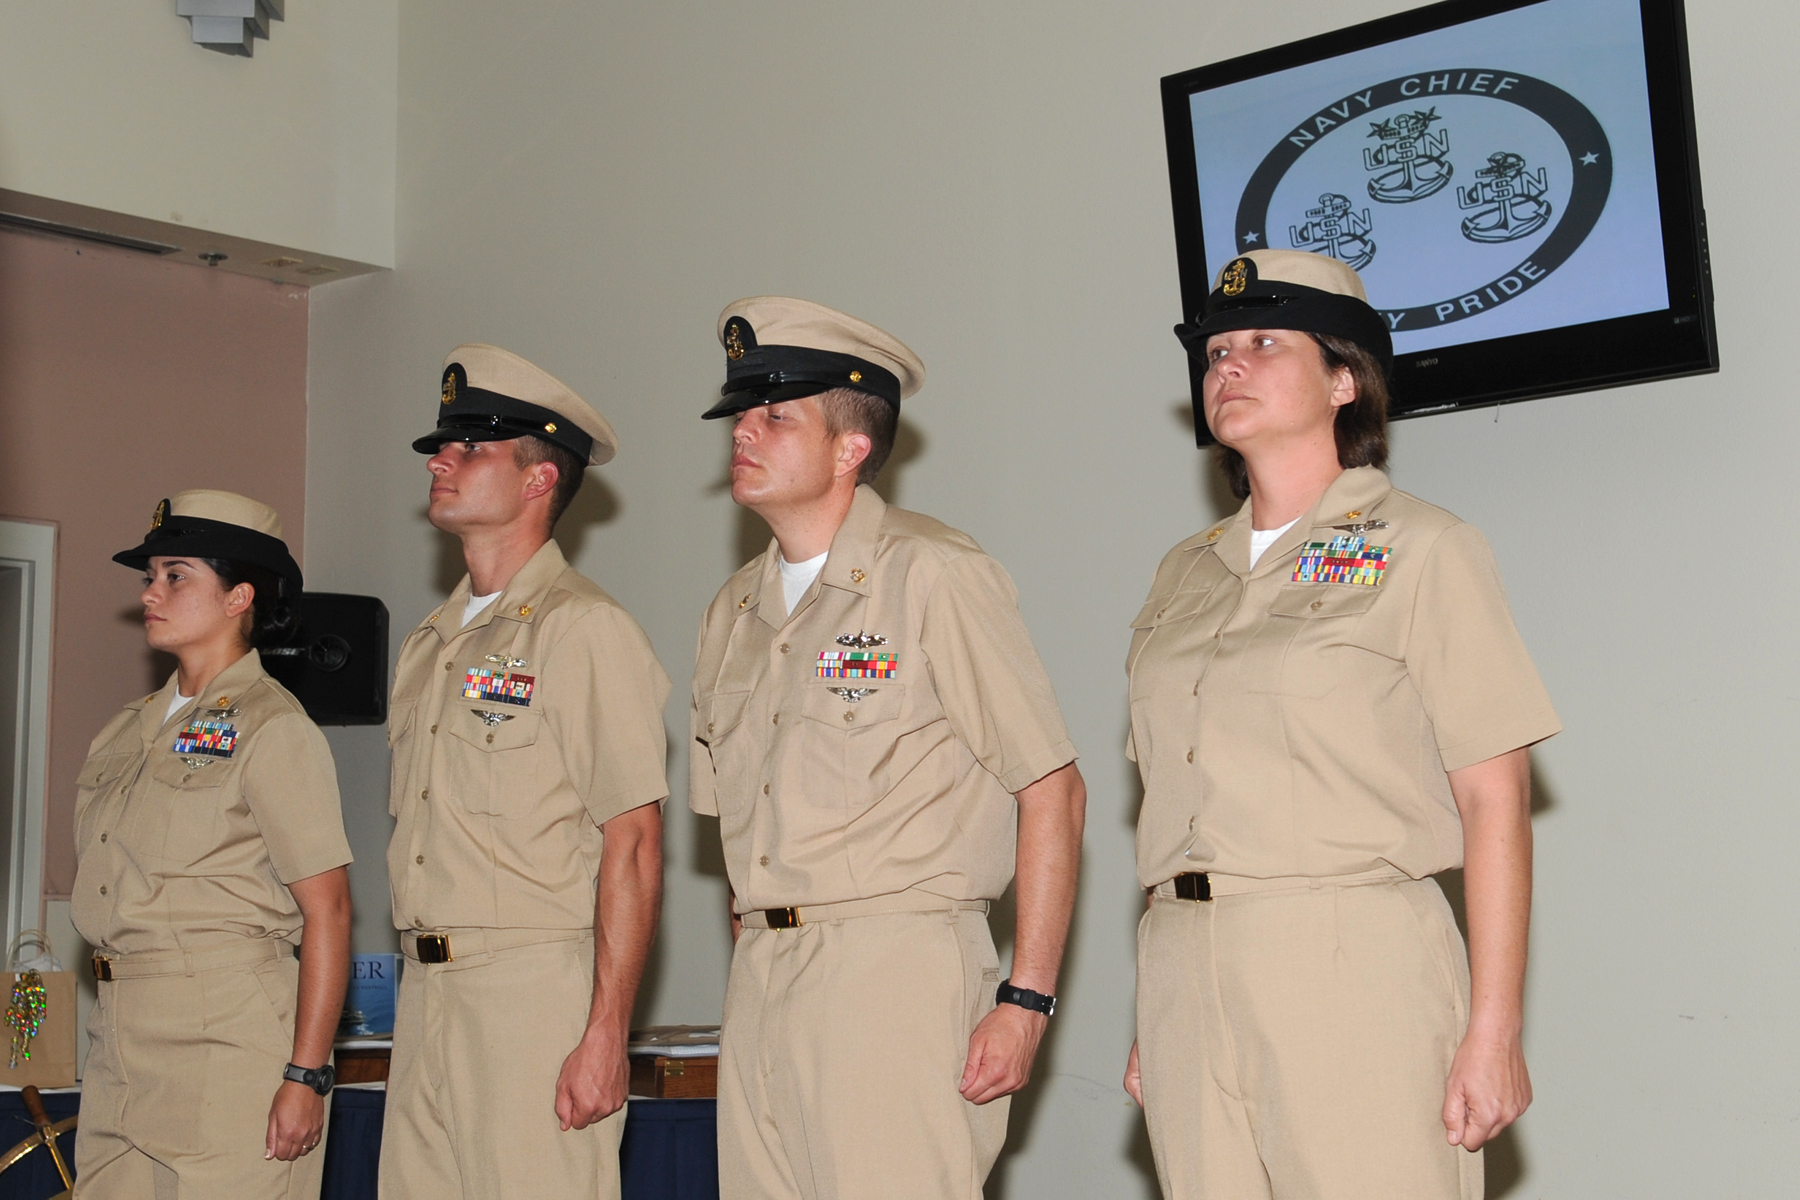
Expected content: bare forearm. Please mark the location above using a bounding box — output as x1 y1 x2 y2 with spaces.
1009 763 1086 995
590 804 664 1040
1451 748 1533 1037
288 867 352 1069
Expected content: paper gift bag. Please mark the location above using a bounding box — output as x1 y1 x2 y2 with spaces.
0 932 77 1089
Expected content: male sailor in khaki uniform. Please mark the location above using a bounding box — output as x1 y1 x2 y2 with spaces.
690 298 1088 1200
380 345 672 1200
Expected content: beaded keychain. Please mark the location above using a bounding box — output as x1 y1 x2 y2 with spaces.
7 969 46 1067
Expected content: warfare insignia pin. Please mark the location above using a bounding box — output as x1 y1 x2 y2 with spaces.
485 653 529 669
827 687 878 703
1292 535 1391 586
149 499 169 534
1221 257 1252 297
179 757 217 771
834 631 888 649
173 720 239 759
1329 519 1389 534
204 705 241 719
471 709 514 727
817 651 898 680
462 668 535 706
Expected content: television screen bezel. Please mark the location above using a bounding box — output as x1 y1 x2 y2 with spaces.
1161 0 1717 443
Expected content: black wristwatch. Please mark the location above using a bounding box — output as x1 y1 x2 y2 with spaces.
996 978 1056 1017
283 1062 335 1096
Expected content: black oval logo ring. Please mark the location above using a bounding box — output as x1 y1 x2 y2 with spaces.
1233 69 1612 332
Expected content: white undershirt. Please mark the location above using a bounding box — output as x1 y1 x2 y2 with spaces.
779 552 829 617
462 590 501 628
165 690 195 727
1247 516 1301 569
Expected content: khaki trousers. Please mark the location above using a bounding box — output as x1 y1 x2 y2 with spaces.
75 952 326 1200
719 907 1006 1200
1137 871 1480 1200
379 931 624 1200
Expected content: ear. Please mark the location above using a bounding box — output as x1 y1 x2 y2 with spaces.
833 429 873 483
1328 364 1358 411
521 459 560 504
224 582 256 619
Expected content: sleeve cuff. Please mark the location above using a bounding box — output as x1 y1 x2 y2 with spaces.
996 739 1080 796
1438 713 1562 774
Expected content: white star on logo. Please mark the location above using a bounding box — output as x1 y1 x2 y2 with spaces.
1243 231 1260 244
1580 152 1599 166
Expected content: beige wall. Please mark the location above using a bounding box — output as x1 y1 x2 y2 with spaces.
0 0 397 267
299 0 1797 1194
0 227 310 898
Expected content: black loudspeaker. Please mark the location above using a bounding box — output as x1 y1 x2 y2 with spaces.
262 592 390 725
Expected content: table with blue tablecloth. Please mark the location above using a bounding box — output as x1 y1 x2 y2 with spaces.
0 1089 717 1200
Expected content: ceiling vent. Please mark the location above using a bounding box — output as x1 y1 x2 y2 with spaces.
177 1 284 57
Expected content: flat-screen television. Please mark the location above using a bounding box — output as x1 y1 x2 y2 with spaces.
1161 0 1716 440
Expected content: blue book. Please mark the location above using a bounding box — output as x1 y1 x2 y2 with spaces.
339 954 399 1038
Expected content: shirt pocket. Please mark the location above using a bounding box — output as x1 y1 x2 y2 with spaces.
701 691 755 815
74 751 137 849
1263 584 1383 697
1127 584 1220 699
387 701 416 817
142 755 230 865
798 683 908 809
444 708 543 817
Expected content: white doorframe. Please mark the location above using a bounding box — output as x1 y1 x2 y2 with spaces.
0 519 54 948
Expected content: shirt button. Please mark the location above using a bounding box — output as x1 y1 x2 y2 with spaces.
99 833 107 843
486 733 495 744
1186 749 1194 763
444 661 454 672
98 885 107 895
430 724 438 735
759 855 770 867
416 855 425 865
1189 817 1196 831
1310 599 1323 611
842 711 855 723
779 644 790 654
772 713 780 725
412 919 424 929
762 784 770 795
421 789 429 800
1192 681 1199 696
707 722 715 735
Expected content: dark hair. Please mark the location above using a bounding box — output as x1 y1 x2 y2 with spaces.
201 559 298 649
1213 332 1390 501
512 436 587 526
818 387 899 486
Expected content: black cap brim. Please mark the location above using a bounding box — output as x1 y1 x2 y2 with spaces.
114 517 302 595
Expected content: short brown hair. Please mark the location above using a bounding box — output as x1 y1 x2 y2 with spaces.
1214 332 1390 501
512 436 586 526
818 387 899 486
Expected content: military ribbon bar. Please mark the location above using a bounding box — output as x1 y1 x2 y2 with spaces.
816 651 899 679
173 720 239 758
462 668 536 706
1292 535 1391 586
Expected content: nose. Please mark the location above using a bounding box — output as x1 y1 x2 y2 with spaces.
427 447 454 475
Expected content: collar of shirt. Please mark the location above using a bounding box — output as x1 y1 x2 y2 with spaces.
132 648 268 750
423 538 568 644
742 484 885 630
1196 466 1394 579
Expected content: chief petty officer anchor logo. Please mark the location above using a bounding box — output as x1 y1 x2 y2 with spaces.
1232 68 1612 333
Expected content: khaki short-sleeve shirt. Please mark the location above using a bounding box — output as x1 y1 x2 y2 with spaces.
71 651 353 955
387 540 671 932
1128 467 1560 887
690 486 1077 912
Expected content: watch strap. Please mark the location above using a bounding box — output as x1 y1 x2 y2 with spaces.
996 977 1056 1017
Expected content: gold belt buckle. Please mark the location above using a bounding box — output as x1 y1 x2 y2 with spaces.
92 954 113 982
414 933 453 963
763 907 802 930
1172 873 1212 902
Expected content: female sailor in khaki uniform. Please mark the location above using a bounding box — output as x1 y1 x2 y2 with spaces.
1122 252 1560 1200
72 490 353 1199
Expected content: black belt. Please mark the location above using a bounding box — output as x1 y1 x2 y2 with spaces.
1171 872 1212 902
